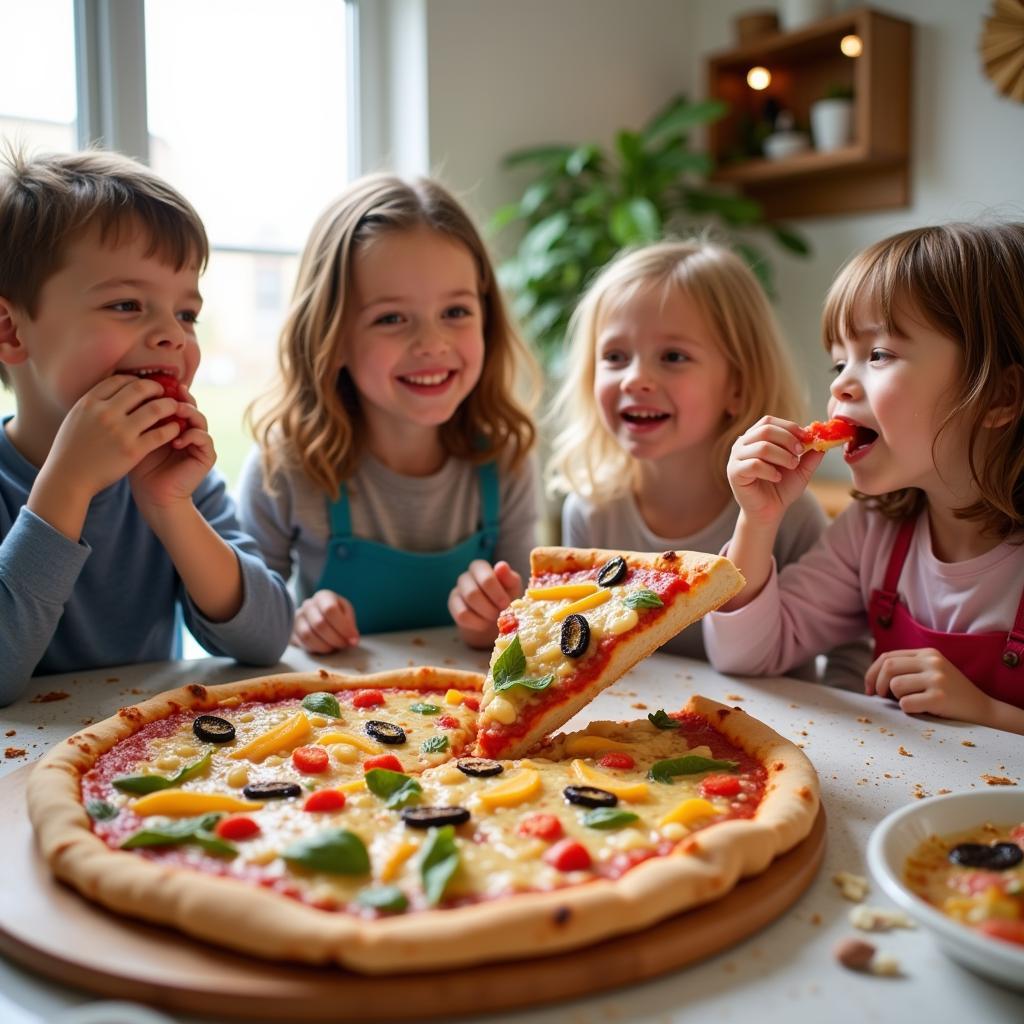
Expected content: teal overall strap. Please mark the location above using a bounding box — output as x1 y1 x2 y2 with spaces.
327 483 354 541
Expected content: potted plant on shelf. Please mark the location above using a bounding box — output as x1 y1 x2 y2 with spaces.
810 84 855 153
490 94 810 370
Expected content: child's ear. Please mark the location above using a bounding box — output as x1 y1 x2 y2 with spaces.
0 297 28 367
982 365 1023 429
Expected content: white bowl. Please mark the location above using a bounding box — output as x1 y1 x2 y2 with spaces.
867 788 1024 991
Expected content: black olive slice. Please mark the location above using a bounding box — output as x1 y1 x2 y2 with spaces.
560 614 591 658
243 781 301 800
365 720 407 745
597 556 627 587
563 785 618 808
456 757 504 777
948 841 1023 870
192 714 236 744
401 806 471 829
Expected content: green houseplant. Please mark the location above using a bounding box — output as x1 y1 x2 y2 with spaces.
491 94 809 368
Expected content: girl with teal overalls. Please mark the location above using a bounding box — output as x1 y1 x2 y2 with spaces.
239 174 539 652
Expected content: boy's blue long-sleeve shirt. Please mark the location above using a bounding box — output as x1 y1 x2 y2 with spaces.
0 420 294 705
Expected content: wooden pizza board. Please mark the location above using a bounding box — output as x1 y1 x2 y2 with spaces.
0 765 826 1021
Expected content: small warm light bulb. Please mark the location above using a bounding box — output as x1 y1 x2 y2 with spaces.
746 66 771 90
840 34 863 57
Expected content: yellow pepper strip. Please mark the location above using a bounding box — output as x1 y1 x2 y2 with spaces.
476 768 542 811
571 759 649 802
526 583 599 601
444 689 465 705
564 735 636 757
216 695 242 708
658 797 717 828
379 839 420 882
551 589 612 621
131 789 262 816
228 712 311 762
315 731 381 754
336 779 368 794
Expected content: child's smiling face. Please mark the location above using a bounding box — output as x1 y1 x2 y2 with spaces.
343 226 485 448
3 220 202 429
593 282 739 465
828 294 968 499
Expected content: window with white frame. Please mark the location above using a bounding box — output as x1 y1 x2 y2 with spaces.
0 0 358 487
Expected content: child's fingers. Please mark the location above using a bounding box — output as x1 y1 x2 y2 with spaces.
447 591 492 634
460 565 507 610
316 592 359 643
493 560 523 598
897 691 936 715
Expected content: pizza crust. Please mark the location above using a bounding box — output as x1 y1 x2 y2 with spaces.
28 672 817 974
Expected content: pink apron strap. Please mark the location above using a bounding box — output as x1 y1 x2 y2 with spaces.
874 517 917 629
1002 586 1024 668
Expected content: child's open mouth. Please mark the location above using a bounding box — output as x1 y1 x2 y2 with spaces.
621 409 670 430
844 423 879 462
397 370 456 392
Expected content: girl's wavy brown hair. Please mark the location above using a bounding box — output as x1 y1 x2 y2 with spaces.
247 174 538 497
547 238 806 502
822 222 1024 538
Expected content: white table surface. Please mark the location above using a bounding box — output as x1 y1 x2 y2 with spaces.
2 627 1022 1024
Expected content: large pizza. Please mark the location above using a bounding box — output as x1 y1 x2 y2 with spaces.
27 549 820 974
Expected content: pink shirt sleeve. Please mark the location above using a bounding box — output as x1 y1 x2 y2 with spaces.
704 502 890 677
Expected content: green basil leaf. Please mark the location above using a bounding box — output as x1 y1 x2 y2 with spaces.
85 799 119 821
493 673 555 694
421 735 450 755
492 634 527 689
409 702 441 715
622 588 664 610
581 807 640 830
121 812 235 857
356 884 409 913
648 755 738 784
364 768 423 809
420 825 460 906
647 709 679 730
301 691 341 717
282 828 370 875
112 750 212 794
191 829 239 857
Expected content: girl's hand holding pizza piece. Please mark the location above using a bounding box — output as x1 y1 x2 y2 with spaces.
727 415 824 529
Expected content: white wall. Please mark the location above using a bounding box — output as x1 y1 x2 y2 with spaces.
420 0 1024 481
422 0 693 230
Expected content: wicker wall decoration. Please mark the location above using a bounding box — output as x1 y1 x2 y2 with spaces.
981 0 1024 102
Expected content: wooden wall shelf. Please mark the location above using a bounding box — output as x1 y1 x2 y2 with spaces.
706 7 913 219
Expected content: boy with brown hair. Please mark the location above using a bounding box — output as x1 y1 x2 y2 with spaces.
0 149 293 704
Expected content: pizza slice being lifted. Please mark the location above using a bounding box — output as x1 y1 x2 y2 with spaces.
476 547 745 759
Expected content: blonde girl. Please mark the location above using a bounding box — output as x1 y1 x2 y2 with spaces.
706 222 1024 734
239 174 539 651
548 239 849 674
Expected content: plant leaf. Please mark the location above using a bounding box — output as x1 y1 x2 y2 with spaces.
644 96 728 143
770 223 811 256
492 634 527 689
502 144 575 169
609 197 661 246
